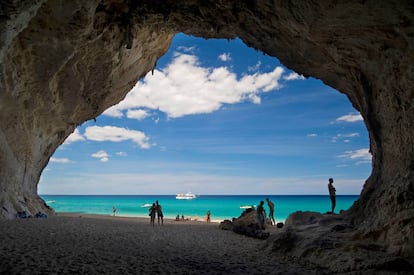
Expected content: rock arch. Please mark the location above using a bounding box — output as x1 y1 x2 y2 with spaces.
0 0 413 262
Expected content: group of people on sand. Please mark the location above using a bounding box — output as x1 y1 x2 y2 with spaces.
175 210 211 223
149 200 164 226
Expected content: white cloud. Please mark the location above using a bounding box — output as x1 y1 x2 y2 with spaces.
218 52 231 61
339 148 372 164
116 151 128 157
177 46 195 53
343 133 359 137
126 109 150 120
248 61 261 72
64 129 85 144
283 72 305 81
336 113 363 122
92 150 109 158
307 133 317 137
104 53 285 118
102 107 124 118
92 150 110 162
50 157 72 164
332 132 360 143
84 126 151 149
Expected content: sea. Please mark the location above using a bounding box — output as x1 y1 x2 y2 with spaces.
40 195 359 223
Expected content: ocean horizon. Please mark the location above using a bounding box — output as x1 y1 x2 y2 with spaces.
41 194 359 223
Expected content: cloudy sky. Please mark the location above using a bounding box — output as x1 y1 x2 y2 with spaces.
39 34 371 195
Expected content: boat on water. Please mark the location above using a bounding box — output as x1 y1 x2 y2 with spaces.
176 192 198 200
240 205 255 209
141 203 152 208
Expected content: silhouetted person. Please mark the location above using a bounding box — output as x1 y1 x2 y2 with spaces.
149 203 156 226
206 210 211 223
266 198 275 225
328 178 336 214
257 201 266 229
155 200 164 225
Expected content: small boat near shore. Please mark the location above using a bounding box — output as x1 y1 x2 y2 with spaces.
176 192 198 200
141 203 152 208
240 205 255 209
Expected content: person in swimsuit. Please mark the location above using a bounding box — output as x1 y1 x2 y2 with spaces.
149 203 156 226
266 198 275 225
155 200 163 225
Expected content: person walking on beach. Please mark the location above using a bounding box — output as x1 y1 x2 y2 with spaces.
155 200 164 225
112 206 117 216
328 178 336 214
149 203 156 226
266 198 275 226
206 210 211 223
257 201 266 229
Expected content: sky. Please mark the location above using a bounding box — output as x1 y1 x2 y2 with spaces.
38 33 371 195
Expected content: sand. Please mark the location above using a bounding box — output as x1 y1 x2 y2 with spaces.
0 213 329 274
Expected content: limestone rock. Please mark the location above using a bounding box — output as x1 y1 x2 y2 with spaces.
267 211 414 273
232 209 258 228
220 210 271 240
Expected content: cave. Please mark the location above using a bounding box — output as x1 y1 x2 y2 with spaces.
0 0 413 270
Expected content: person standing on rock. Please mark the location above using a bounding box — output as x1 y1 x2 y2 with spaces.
257 201 266 229
266 198 275 226
328 178 336 214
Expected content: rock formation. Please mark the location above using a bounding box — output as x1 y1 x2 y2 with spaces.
219 209 272 239
1 0 413 270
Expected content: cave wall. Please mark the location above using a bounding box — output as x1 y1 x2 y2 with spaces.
0 0 413 257
0 0 174 216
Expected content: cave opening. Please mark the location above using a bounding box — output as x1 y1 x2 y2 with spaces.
1 0 413 267
38 34 370 218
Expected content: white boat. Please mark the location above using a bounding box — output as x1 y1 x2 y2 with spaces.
240 205 255 209
141 203 152 208
176 192 198 200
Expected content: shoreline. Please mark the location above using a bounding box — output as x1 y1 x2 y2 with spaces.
56 212 222 224
56 211 286 224
41 194 358 225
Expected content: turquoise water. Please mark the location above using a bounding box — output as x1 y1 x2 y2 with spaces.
40 195 359 222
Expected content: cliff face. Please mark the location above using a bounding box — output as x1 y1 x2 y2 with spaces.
1 0 413 268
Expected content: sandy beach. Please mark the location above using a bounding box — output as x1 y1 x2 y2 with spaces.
0 213 329 274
